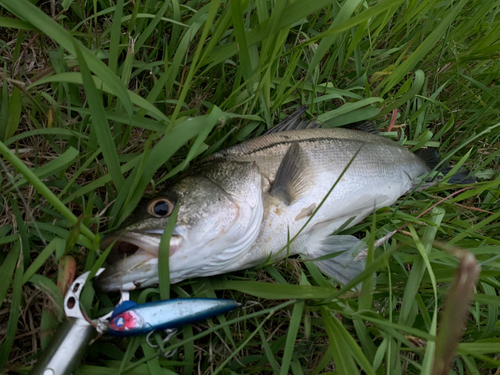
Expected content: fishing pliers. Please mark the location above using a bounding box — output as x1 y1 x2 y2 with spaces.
30 269 238 375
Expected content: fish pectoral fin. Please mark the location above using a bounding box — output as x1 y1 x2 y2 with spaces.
304 235 368 286
270 142 314 205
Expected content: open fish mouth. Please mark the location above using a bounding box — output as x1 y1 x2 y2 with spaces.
94 231 183 292
101 232 159 262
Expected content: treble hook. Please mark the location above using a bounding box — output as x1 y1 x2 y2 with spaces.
146 328 178 358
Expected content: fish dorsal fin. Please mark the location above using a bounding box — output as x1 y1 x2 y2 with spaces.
270 142 313 205
265 106 321 135
345 120 379 134
266 107 381 135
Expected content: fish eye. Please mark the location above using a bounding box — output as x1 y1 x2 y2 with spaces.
148 198 174 218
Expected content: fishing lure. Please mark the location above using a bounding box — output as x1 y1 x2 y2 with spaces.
106 298 239 336
30 269 239 375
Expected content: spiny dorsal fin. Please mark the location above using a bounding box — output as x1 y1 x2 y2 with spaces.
266 107 380 135
265 106 321 135
270 142 314 205
345 120 379 134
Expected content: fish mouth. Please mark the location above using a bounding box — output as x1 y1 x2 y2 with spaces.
100 232 160 263
94 231 183 292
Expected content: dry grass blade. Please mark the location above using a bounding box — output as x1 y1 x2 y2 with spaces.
432 246 481 375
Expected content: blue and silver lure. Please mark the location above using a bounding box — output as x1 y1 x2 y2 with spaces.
107 298 239 336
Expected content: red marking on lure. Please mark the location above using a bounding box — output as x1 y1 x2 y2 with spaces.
109 310 143 331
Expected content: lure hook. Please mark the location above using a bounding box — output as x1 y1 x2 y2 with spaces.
146 328 178 358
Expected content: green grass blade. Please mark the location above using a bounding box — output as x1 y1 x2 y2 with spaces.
320 306 360 374
168 0 221 129
399 207 445 326
381 0 469 94
230 0 254 90
0 16 36 30
0 238 20 306
108 0 125 75
5 85 22 141
158 205 178 300
30 73 169 123
0 241 23 369
212 314 274 375
280 300 304 375
0 140 96 243
0 0 134 115
73 41 125 190
22 238 61 285
9 146 79 191
212 280 334 299
307 0 363 77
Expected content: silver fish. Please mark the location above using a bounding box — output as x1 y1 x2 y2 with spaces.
95 112 430 291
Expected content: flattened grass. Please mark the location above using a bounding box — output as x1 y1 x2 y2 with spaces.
1 0 500 373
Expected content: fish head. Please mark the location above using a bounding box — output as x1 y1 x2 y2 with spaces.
95 161 263 292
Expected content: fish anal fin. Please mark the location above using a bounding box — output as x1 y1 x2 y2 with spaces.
270 142 313 205
305 235 367 286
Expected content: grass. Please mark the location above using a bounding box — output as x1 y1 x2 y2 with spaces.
0 0 500 373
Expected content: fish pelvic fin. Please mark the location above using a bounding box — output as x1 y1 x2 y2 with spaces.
270 142 314 205
304 235 368 286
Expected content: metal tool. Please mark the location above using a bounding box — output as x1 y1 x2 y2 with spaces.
30 269 239 375
29 269 128 375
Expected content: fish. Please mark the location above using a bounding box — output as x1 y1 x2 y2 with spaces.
95 108 435 292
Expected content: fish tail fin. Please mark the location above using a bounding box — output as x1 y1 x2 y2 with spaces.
416 147 441 170
304 235 368 286
439 166 477 184
416 148 476 184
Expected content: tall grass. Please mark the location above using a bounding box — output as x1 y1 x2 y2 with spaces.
0 0 500 373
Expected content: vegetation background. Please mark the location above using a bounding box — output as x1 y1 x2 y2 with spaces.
0 0 500 373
